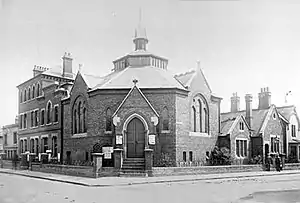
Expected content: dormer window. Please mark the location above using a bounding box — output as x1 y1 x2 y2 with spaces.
273 113 276 119
239 122 244 131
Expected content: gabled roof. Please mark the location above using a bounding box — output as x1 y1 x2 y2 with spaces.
221 107 271 136
112 84 159 118
175 67 212 92
92 66 186 91
81 73 105 89
277 105 299 125
220 114 250 135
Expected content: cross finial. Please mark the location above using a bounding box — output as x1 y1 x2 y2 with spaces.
133 79 138 86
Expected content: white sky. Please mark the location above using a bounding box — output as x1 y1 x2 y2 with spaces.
0 0 300 127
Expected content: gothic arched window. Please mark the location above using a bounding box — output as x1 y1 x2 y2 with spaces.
37 83 40 97
32 85 35 99
72 96 87 134
46 101 52 124
24 89 27 101
28 87 31 100
191 94 209 134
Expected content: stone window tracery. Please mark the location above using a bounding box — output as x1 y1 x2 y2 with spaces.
191 94 209 133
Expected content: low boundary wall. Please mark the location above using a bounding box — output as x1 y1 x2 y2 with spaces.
31 163 95 178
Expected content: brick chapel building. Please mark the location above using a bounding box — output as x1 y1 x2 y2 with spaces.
61 22 222 167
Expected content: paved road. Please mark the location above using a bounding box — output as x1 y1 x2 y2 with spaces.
1 173 300 203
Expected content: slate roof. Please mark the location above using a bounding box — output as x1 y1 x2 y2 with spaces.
42 65 76 79
221 117 236 135
91 66 186 90
221 108 270 136
175 70 196 87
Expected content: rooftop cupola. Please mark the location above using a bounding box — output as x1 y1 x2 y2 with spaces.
133 9 148 51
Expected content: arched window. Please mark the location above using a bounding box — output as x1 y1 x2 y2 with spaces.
37 83 40 97
53 105 59 123
46 101 52 124
192 106 196 132
30 139 34 153
72 96 87 134
32 85 35 99
28 87 31 100
191 94 209 133
106 108 112 132
204 107 209 133
83 106 87 132
162 107 169 131
20 90 23 103
24 89 27 101
20 140 24 153
198 99 202 132
73 109 77 134
78 102 82 133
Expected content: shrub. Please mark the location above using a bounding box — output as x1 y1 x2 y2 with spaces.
156 152 174 167
209 146 232 166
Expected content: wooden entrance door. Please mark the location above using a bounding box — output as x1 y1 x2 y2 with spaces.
127 118 145 158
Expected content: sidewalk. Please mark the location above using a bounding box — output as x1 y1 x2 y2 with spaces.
1 168 300 187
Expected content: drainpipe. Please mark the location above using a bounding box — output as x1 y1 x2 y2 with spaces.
60 100 64 164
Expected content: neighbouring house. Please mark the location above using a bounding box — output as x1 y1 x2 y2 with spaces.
17 53 75 161
278 105 300 162
61 19 222 171
220 100 252 164
221 88 287 164
2 116 19 159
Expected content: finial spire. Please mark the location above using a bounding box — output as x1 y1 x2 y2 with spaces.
133 8 148 51
133 78 138 86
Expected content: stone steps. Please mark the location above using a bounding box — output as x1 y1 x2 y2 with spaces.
120 158 146 177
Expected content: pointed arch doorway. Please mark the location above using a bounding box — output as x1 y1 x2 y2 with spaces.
126 117 145 158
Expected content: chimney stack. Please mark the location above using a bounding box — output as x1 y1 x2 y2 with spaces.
62 52 73 78
245 94 253 129
258 87 271 109
230 92 240 113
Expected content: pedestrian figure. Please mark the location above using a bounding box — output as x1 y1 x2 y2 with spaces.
12 154 19 170
205 151 210 166
275 154 281 172
265 154 271 171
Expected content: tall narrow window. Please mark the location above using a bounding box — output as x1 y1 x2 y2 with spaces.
19 115 23 129
73 109 77 134
35 110 38 126
24 139 27 152
189 151 193 162
46 101 52 124
20 140 23 153
13 132 17 144
24 113 27 128
31 139 34 153
32 85 35 98
43 137 48 153
192 106 196 132
24 89 27 101
204 107 209 133
78 102 82 133
41 110 45 125
236 140 240 157
37 83 40 97
183 151 187 162
106 108 112 132
52 137 58 157
54 106 59 123
162 107 169 131
35 138 39 154
198 100 202 132
83 107 87 132
20 91 23 103
244 140 247 157
28 87 31 100
31 111 34 127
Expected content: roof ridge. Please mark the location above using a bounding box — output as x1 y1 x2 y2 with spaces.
174 69 195 78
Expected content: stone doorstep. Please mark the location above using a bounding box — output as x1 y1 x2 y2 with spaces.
1 169 300 187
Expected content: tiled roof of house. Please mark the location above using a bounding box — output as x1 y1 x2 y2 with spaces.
221 108 270 136
221 118 236 135
91 66 186 90
277 105 296 121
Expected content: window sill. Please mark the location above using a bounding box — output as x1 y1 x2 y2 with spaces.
161 130 171 134
53 122 59 125
104 131 112 135
236 156 247 159
239 130 245 132
46 123 52 126
189 132 210 137
72 133 87 138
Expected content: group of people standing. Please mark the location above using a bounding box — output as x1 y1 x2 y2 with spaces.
265 154 283 172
